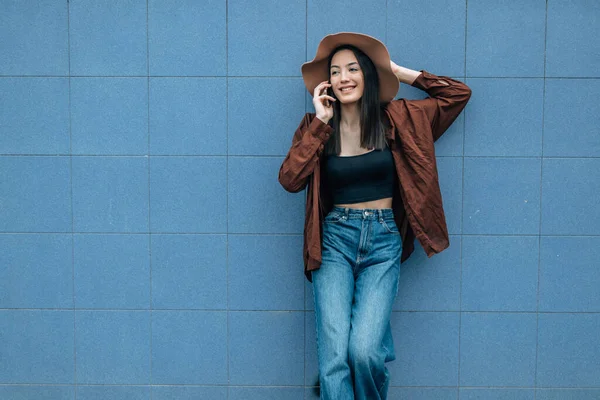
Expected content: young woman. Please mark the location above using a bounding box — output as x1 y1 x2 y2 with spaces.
279 32 471 400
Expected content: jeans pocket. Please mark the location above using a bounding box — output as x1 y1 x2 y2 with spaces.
324 211 345 224
380 218 400 234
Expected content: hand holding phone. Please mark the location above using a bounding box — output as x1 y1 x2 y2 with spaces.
313 81 335 124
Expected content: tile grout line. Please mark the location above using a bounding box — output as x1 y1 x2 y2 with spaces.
4 232 600 237
385 0 388 44
3 308 600 314
5 154 600 159
146 1 153 397
458 0 469 392
534 1 550 396
3 74 600 79
2 383 600 390
304 0 308 397
226 1 230 398
66 1 77 397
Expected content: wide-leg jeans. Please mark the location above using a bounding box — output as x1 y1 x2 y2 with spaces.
312 207 402 400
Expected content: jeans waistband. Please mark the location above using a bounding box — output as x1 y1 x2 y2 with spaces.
330 206 394 220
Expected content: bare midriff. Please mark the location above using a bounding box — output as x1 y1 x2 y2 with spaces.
335 196 393 210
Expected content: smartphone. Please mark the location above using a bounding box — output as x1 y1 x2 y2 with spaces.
324 83 333 107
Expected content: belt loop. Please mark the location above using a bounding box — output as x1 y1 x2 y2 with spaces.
378 209 383 222
344 207 349 220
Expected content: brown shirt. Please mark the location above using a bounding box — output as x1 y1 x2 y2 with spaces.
279 71 471 281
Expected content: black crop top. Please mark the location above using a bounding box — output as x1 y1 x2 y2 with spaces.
325 147 395 204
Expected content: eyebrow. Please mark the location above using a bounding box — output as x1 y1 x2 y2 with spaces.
330 62 359 69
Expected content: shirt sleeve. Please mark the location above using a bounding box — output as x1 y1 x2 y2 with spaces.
278 113 333 193
409 70 472 142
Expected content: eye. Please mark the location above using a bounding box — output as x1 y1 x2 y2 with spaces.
330 70 339 76
350 67 359 72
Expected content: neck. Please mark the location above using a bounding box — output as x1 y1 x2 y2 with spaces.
339 102 361 133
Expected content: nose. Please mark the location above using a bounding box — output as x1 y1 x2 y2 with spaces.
340 70 349 82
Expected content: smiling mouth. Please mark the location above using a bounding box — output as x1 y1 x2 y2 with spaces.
339 87 356 93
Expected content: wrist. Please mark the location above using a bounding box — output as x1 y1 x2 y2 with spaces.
316 115 331 125
394 66 420 85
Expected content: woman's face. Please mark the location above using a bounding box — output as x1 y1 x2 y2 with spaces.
329 49 364 105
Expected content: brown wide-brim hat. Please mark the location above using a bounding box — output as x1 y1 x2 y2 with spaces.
301 32 399 103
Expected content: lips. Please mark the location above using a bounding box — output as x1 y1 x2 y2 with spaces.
339 86 356 93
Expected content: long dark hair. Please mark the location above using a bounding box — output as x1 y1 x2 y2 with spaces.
325 44 388 155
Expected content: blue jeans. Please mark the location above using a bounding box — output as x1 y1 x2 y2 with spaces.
312 207 402 400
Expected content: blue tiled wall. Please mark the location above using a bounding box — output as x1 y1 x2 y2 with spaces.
1 1 599 399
